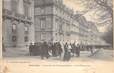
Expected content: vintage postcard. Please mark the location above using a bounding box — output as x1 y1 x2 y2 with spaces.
0 0 114 73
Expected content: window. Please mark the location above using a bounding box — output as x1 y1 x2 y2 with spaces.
24 36 28 42
24 3 30 16
12 23 17 33
46 17 52 29
40 18 46 29
41 33 46 41
59 24 63 33
12 36 17 42
55 22 58 30
24 25 29 34
24 26 28 31
55 18 59 30
11 0 18 13
40 7 45 14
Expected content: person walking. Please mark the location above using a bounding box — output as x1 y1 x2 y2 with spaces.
29 43 34 56
76 44 80 57
63 43 71 61
57 42 63 58
40 42 49 59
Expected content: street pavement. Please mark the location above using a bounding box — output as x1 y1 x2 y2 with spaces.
1 48 114 73
2 47 113 61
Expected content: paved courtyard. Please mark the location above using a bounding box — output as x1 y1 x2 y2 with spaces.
1 48 114 73
2 47 113 61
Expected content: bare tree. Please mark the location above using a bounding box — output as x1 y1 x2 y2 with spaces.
78 0 113 45
79 0 113 25
94 0 113 23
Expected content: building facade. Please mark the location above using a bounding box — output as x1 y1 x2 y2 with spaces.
3 0 107 48
70 14 80 44
34 0 106 45
74 14 107 45
34 0 75 43
3 0 35 47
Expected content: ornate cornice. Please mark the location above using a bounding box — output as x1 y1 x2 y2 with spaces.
3 9 32 24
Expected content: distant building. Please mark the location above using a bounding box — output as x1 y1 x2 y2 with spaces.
2 0 35 47
74 14 107 45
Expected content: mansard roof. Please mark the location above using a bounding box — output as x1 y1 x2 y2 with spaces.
34 0 62 6
34 0 74 15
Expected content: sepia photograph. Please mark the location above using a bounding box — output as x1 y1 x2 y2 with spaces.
1 0 114 73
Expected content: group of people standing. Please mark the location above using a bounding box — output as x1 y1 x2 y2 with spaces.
29 42 88 61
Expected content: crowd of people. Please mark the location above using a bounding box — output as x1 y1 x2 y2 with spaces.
29 42 94 61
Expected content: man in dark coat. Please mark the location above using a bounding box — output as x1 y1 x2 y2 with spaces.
57 42 63 57
33 43 38 56
29 43 34 56
71 43 76 56
63 43 71 61
40 42 49 59
52 43 57 57
35 42 41 56
51 43 55 57
37 42 40 56
40 42 45 59
76 44 80 57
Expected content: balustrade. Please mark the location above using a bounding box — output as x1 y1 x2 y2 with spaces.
3 9 32 23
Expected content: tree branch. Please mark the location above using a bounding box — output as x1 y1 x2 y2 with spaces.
94 0 113 24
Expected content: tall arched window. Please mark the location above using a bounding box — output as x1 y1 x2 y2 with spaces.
12 23 17 33
12 36 17 42
40 18 46 29
11 0 18 13
40 7 45 14
24 25 29 34
24 36 28 42
23 1 30 16
41 32 46 41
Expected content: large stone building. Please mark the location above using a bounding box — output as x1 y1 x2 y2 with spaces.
34 0 75 43
2 0 35 47
3 0 107 48
34 0 106 45
70 14 80 44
